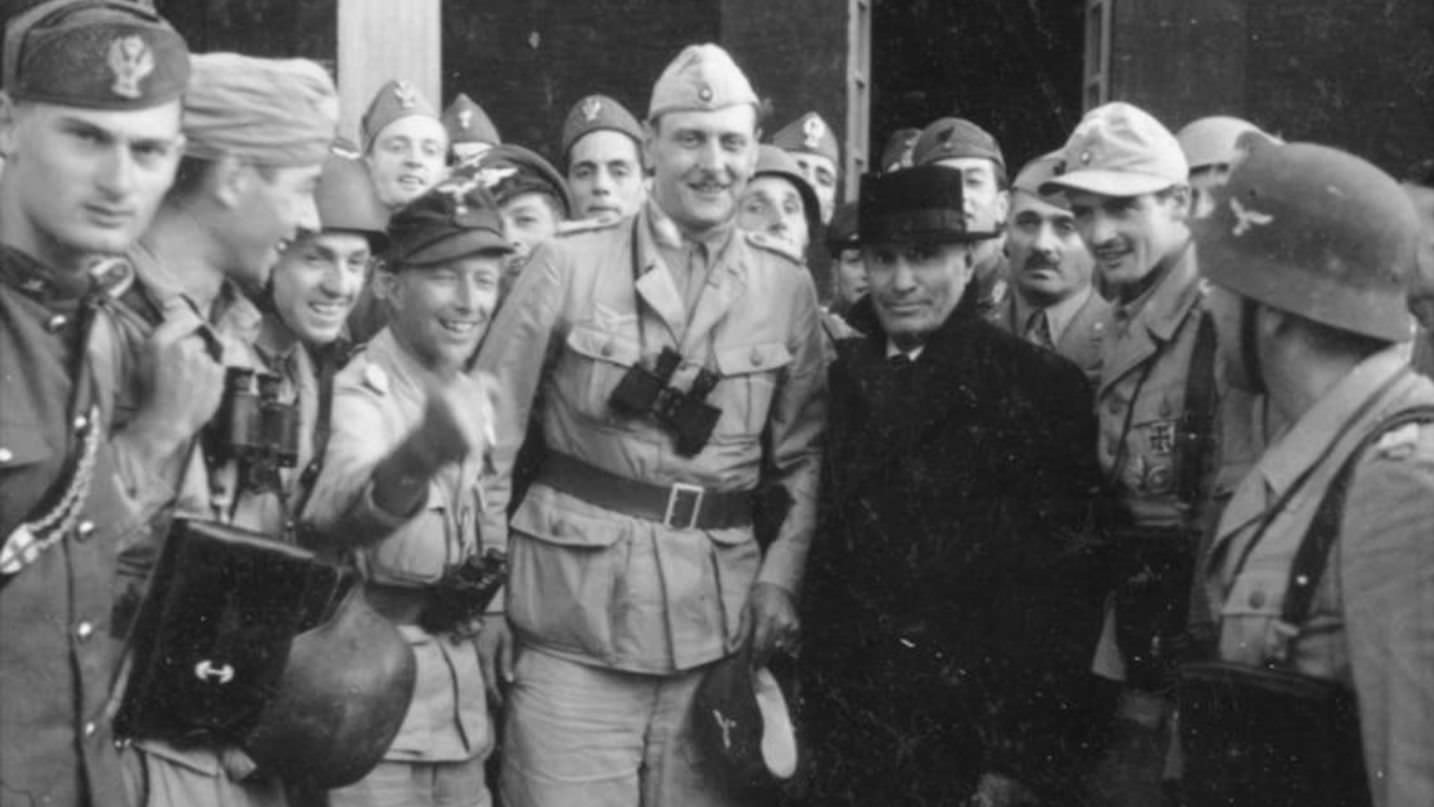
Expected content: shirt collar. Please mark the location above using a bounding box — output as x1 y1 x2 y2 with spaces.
1015 284 1093 345
885 340 924 361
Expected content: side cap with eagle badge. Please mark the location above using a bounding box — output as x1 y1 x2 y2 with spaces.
560 93 644 166
693 650 798 791
4 0 189 110
384 165 511 269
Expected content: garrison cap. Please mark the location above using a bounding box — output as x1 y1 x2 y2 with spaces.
770 112 839 165
879 126 920 173
912 117 1006 174
1197 134 1417 343
1012 150 1070 207
648 43 758 120
361 79 440 153
468 143 574 219
386 164 511 268
825 200 859 253
859 164 1000 245
442 93 500 147
3 0 189 110
561 93 643 163
753 144 819 223
315 152 389 251
1043 102 1186 198
184 53 338 167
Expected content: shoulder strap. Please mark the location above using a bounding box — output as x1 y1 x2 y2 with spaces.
1280 402 1434 629
291 342 344 523
1177 311 1219 511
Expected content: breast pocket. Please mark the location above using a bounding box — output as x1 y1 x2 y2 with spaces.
555 325 642 423
1217 568 1286 666
1123 379 1185 496
710 342 793 442
363 484 457 587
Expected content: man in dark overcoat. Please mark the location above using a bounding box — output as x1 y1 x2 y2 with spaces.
798 164 1109 806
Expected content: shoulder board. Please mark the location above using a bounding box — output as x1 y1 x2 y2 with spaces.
1374 421 1422 461
744 231 804 264
556 215 624 237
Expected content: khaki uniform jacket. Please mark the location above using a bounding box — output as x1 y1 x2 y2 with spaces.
304 328 492 763
988 285 1110 384
476 204 826 674
1205 348 1434 806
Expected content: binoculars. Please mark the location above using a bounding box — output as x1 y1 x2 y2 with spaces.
206 367 302 493
609 347 722 457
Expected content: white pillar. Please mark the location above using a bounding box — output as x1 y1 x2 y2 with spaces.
336 0 443 143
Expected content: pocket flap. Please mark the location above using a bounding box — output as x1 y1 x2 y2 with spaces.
714 341 793 377
1220 569 1285 617
511 484 628 548
566 325 641 367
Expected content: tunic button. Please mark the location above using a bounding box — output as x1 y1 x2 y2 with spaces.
46 314 68 332
600 341 614 358
1106 399 1123 416
749 348 763 367
76 621 94 641
0 448 12 464
83 721 97 737
74 414 89 431
76 520 95 540
1248 589 1266 609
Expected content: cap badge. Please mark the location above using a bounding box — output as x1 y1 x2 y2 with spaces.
802 116 826 149
474 165 518 191
581 97 603 122
106 35 155 100
1079 150 1093 165
698 84 713 103
394 81 419 110
438 174 481 215
457 109 473 130
1229 197 1275 237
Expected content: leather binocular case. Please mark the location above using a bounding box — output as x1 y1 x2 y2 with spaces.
116 518 417 788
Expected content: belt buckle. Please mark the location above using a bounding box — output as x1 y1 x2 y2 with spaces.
663 483 705 529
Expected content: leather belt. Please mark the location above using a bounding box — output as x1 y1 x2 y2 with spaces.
537 452 753 530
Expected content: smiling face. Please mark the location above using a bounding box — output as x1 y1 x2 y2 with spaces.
1006 191 1094 307
223 161 324 292
1066 186 1189 290
738 174 810 253
386 252 503 375
645 105 758 235
568 129 645 220
366 115 449 209
864 239 974 348
270 230 371 346
0 98 184 274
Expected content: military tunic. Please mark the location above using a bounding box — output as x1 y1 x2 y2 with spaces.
1204 348 1434 806
0 246 150 807
476 201 826 674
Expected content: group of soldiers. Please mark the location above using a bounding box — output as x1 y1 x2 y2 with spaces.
3 2 1434 807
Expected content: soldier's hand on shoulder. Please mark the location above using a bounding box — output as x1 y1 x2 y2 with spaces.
131 315 225 451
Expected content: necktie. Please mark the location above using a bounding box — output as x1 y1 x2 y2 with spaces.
1025 309 1055 350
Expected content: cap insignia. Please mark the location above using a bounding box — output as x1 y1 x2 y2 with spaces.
457 109 473 130
474 165 518 191
1229 197 1275 237
581 97 603 122
698 85 713 103
106 35 155 100
802 116 826 149
1079 150 1093 165
394 81 419 110
438 174 481 215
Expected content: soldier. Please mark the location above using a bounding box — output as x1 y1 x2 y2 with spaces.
770 111 839 224
467 142 573 293
879 126 919 173
561 93 646 221
1401 159 1434 376
825 201 865 315
0 2 190 804
912 116 1011 316
361 79 447 211
109 52 338 807
738 143 819 255
304 172 508 807
1173 115 1263 218
443 92 501 165
989 150 1109 383
1185 137 1434 807
1040 102 1226 806
475 43 825 807
801 164 1106 806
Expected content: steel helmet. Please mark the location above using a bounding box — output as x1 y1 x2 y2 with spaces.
1197 134 1419 342
316 152 391 252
